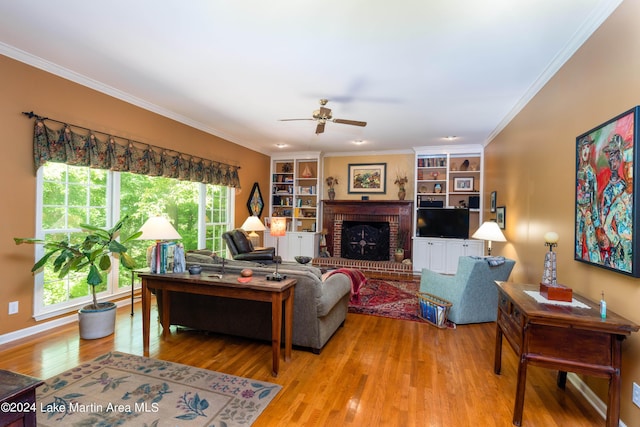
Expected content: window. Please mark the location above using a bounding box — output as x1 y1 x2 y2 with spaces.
204 185 231 257
34 163 233 320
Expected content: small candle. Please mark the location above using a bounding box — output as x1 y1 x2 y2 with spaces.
544 231 559 244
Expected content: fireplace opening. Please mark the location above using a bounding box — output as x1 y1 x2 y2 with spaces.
341 221 390 261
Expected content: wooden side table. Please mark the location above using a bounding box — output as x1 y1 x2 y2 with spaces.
494 281 639 427
0 370 43 427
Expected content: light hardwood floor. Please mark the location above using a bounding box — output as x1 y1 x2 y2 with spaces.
0 299 604 426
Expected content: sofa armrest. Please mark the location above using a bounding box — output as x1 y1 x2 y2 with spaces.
316 273 351 317
419 268 461 305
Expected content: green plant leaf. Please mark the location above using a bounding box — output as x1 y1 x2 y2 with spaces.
120 252 137 270
109 240 127 253
87 264 103 286
121 231 142 243
31 250 61 272
87 248 104 262
98 254 111 271
14 237 45 245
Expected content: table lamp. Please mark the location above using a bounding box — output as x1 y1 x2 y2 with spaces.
241 215 266 247
541 231 559 285
138 216 182 273
267 217 287 281
539 231 572 301
471 221 506 256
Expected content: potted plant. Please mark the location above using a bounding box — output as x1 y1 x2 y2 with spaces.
15 216 140 339
326 176 339 200
395 231 406 262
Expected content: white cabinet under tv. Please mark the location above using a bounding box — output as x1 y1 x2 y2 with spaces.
412 237 483 274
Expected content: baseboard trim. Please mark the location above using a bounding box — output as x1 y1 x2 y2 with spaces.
0 298 132 347
567 372 627 427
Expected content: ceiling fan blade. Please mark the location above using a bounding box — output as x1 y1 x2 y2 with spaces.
315 122 325 134
279 118 314 121
333 118 367 127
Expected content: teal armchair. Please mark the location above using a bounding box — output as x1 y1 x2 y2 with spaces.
420 256 515 324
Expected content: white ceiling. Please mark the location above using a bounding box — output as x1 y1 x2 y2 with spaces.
0 0 622 155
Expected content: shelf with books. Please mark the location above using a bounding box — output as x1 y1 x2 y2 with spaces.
270 154 321 233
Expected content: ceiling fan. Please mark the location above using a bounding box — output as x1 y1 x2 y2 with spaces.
280 99 367 134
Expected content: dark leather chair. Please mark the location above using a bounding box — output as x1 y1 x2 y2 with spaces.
222 229 277 262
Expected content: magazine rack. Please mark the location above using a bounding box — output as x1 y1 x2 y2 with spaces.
417 292 452 328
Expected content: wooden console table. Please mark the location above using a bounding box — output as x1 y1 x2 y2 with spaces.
494 282 639 427
140 272 296 377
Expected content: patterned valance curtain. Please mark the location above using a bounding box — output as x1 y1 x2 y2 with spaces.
30 117 240 188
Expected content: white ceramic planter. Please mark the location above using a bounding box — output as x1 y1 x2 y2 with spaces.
78 302 117 339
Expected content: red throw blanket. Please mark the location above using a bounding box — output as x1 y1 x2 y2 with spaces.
326 268 367 303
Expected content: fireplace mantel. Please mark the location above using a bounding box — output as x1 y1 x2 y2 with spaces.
322 200 414 260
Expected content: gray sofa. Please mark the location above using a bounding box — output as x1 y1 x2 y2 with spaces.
155 251 352 353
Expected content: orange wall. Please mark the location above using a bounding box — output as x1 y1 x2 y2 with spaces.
484 1 640 424
0 54 270 335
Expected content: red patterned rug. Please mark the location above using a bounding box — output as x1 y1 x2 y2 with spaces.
348 279 422 322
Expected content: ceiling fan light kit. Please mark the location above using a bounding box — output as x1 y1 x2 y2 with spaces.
280 99 367 135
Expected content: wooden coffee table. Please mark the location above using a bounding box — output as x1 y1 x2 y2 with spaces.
140 272 296 376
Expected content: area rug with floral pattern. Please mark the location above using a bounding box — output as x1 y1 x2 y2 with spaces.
348 279 422 322
36 351 281 427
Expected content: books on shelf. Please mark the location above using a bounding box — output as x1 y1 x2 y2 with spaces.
272 174 294 183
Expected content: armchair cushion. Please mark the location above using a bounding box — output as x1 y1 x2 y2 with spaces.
420 256 515 324
229 229 254 253
222 229 276 262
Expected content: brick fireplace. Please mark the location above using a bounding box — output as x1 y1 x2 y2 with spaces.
322 200 414 261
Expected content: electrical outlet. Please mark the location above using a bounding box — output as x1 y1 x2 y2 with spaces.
633 382 640 408
8 301 18 315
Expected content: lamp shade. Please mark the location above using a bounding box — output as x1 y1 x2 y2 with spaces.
472 221 506 242
544 231 559 244
241 215 266 232
138 216 182 240
270 217 287 237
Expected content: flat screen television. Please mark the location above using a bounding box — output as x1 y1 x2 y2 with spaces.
416 208 470 239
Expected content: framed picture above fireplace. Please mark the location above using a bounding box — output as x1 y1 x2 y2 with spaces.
348 163 387 194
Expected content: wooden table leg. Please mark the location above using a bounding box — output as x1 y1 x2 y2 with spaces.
513 355 528 426
161 289 170 339
131 270 135 316
606 338 623 427
284 288 294 362
556 371 567 389
494 322 503 375
271 292 283 376
142 279 151 355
